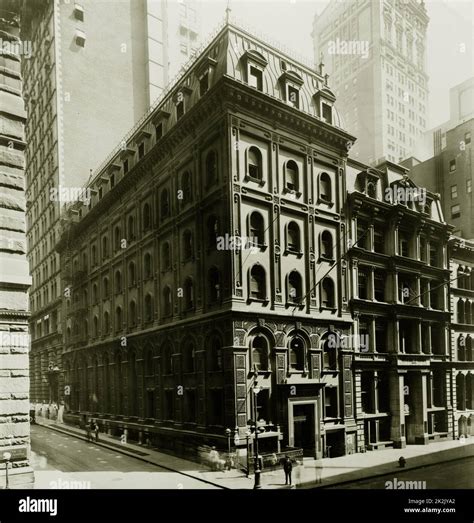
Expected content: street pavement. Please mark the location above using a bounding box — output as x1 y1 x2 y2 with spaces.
31 424 219 489
327 456 474 489
32 419 474 489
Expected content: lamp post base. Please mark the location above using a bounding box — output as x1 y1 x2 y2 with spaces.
253 469 261 489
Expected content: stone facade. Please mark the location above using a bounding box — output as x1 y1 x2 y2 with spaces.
0 0 33 487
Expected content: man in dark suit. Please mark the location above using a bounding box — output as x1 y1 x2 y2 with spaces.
282 455 293 485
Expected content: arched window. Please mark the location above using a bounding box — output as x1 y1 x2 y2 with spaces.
210 336 223 371
163 286 172 316
163 344 173 374
184 277 194 310
288 271 302 303
249 265 266 300
367 181 377 199
249 212 264 246
321 277 335 308
458 299 465 324
456 374 466 411
93 316 98 337
91 245 97 265
285 160 299 192
182 171 192 204
103 311 110 334
129 300 137 326
144 293 153 322
319 172 332 202
322 332 338 370
458 335 466 361
103 276 109 297
114 226 121 250
321 230 333 259
126 261 135 285
115 270 122 293
208 267 221 303
144 252 152 279
143 203 151 230
466 301 472 325
115 306 122 331
247 146 263 181
289 336 305 371
206 150 218 187
183 230 193 260
467 336 473 361
251 335 268 371
161 242 171 270
102 236 108 258
183 341 195 373
207 215 219 249
127 215 135 241
160 189 170 220
287 221 300 252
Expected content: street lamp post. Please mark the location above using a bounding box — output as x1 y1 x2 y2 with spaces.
225 428 232 470
3 452 11 489
245 430 251 477
252 369 262 489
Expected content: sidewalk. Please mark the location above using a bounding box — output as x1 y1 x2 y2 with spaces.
35 418 474 489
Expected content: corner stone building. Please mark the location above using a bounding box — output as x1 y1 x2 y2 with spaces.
0 0 33 487
57 19 358 459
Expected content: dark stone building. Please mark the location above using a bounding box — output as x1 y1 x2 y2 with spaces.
56 18 358 459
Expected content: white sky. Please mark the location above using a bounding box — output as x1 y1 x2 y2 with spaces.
198 0 474 128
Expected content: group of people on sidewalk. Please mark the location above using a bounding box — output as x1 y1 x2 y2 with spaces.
32 401 64 423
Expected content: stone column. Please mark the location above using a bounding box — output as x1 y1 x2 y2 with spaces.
389 371 406 448
0 0 33 487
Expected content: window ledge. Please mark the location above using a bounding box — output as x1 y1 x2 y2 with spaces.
284 248 303 257
317 198 333 207
244 174 265 186
320 306 337 312
286 301 304 309
283 188 302 198
318 255 335 263
247 297 269 305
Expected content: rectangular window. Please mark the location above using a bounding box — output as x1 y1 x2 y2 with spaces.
451 185 457 199
138 142 145 159
74 4 84 21
164 390 173 420
184 390 196 423
199 72 209 96
123 159 129 174
451 204 461 219
322 103 332 124
449 159 456 172
249 66 263 91
373 229 384 253
155 123 163 140
287 86 299 108
176 101 184 120
358 270 368 300
110 174 115 189
324 387 338 419
465 131 471 145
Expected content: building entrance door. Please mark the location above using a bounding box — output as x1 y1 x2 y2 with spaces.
293 404 315 456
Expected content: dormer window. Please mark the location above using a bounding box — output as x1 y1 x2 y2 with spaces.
322 103 332 124
156 123 163 140
199 72 209 96
138 142 145 159
288 86 299 108
279 70 304 109
176 99 184 120
242 50 267 92
249 66 263 91
123 159 129 174
152 109 170 143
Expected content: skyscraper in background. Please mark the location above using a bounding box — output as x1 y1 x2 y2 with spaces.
20 0 201 404
312 0 429 165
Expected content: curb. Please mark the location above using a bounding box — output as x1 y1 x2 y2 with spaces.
34 421 231 490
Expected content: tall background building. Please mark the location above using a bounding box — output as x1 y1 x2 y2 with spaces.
406 79 474 240
0 0 34 488
20 0 201 404
312 0 429 165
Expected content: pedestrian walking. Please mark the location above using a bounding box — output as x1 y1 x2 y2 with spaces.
85 423 92 442
282 455 293 486
93 421 100 442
